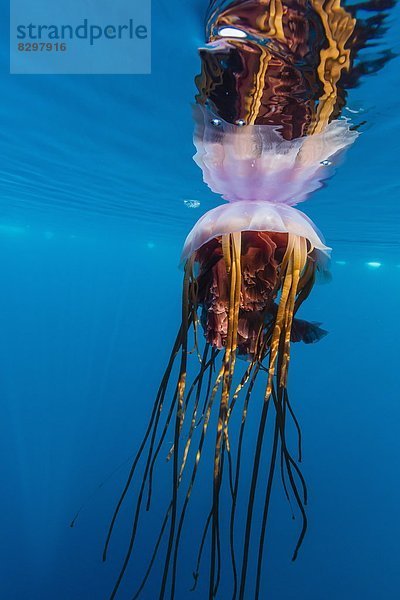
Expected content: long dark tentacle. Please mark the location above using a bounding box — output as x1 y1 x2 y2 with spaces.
103 325 184 563
147 346 212 511
238 385 272 600
210 233 241 599
169 345 213 598
190 359 261 596
275 385 308 506
70 453 137 529
226 443 235 506
191 509 213 592
229 355 263 600
168 348 226 596
271 353 308 564
179 344 212 482
131 347 216 599
131 503 172 600
254 331 305 597
280 445 295 519
196 350 217 426
255 411 280 600
108 381 179 599
158 264 192 600
285 389 303 462
146 388 179 511
213 441 225 599
238 236 299 599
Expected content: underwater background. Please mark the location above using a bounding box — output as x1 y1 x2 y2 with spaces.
0 0 399 598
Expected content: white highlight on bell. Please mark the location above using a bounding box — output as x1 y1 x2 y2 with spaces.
218 27 247 39
366 261 382 268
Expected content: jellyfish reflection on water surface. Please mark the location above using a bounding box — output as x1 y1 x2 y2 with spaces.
102 0 394 598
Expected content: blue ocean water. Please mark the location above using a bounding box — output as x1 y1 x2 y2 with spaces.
0 0 399 599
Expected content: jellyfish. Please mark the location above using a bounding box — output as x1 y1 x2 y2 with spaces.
104 200 330 600
102 0 393 598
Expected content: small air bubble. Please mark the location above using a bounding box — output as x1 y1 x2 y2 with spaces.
211 118 222 127
236 119 246 127
320 160 332 166
184 199 201 209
